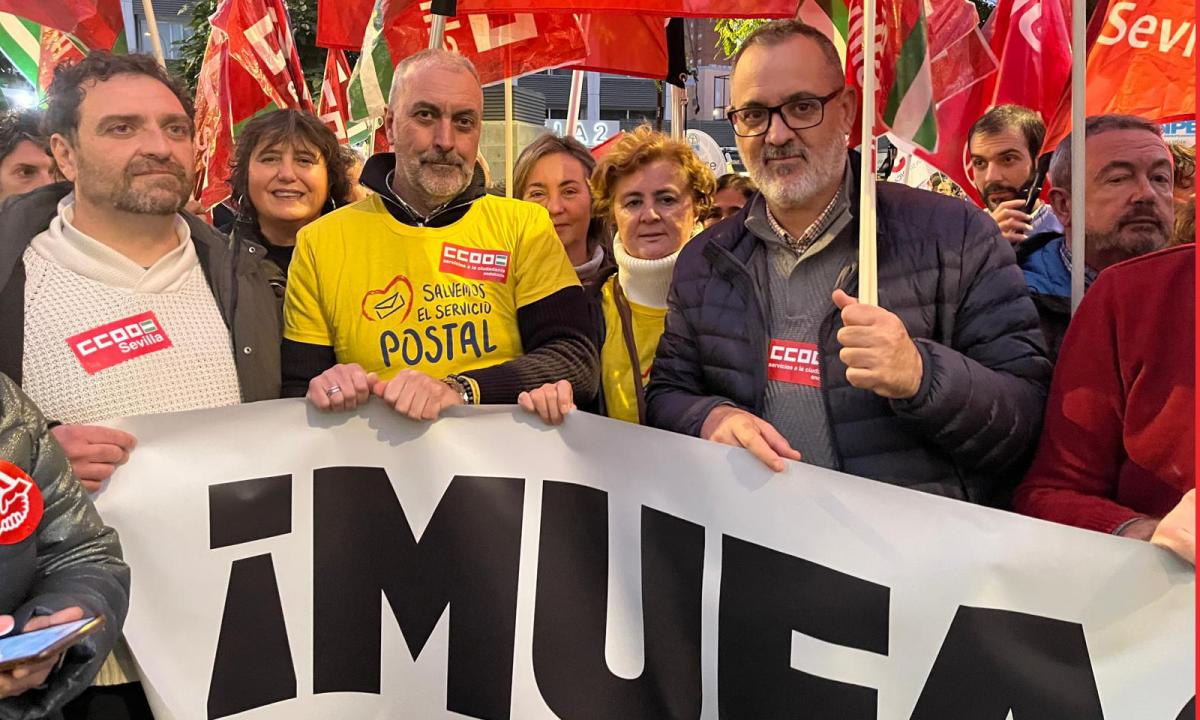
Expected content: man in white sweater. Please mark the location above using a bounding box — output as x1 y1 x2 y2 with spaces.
0 52 281 719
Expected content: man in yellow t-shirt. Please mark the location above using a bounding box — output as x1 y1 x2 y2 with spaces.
281 49 598 419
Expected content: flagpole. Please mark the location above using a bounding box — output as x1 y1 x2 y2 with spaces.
1069 0 1086 313
565 70 585 137
140 0 166 66
427 0 456 49
858 0 879 306
505 76 514 198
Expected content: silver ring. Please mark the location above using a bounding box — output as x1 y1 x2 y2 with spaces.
325 384 342 397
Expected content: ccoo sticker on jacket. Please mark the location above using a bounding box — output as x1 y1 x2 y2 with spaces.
0 460 43 545
66 311 174 375
767 339 821 387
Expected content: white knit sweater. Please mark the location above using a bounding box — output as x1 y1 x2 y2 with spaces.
21 197 242 425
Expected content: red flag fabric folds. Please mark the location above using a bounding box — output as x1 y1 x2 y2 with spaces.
317 0 375 50
570 15 669 80
192 0 313 210
456 0 795 17
318 49 353 143
1042 0 1194 154
385 6 587 85
0 0 123 49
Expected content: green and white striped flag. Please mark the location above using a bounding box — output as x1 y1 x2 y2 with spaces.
346 0 392 146
797 0 850 64
0 13 41 89
880 0 937 152
847 0 938 152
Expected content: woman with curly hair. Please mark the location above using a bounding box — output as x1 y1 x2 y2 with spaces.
228 109 355 280
518 125 715 425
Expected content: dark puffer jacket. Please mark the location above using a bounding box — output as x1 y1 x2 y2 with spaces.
0 374 129 719
647 167 1052 505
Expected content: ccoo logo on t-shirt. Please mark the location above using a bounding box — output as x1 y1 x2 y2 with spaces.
439 243 511 283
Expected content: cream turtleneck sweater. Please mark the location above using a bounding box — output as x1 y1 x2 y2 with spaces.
612 238 680 309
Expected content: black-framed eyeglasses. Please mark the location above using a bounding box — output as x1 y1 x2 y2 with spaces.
726 88 844 138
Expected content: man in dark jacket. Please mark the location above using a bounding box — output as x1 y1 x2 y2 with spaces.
1017 114 1175 361
0 52 280 718
647 20 1051 504
0 373 129 719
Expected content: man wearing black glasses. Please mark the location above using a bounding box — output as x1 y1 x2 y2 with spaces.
646 20 1051 505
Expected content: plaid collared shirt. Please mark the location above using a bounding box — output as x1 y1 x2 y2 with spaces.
764 181 846 255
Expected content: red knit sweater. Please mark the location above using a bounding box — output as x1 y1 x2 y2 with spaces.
1014 245 1195 533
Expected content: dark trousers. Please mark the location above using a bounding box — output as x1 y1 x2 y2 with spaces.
62 683 154 720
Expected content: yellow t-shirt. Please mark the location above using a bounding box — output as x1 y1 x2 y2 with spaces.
284 193 579 381
599 275 668 424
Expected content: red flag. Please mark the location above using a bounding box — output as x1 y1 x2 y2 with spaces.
907 0 1072 205
193 0 313 210
456 0 795 17
1043 0 1194 153
569 15 669 80
384 6 587 85
318 49 352 143
224 0 313 113
0 0 123 49
36 28 85 93
317 0 375 50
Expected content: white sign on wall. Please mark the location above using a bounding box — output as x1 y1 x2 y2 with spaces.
546 120 620 148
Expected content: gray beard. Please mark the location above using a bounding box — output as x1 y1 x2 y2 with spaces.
398 154 471 210
749 139 846 210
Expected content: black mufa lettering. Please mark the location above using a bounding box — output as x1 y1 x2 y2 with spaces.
207 555 297 719
909 606 1105 720
206 474 297 719
532 481 704 719
312 467 524 720
718 536 890 719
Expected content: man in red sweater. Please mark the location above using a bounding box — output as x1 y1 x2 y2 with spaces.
1014 244 1195 563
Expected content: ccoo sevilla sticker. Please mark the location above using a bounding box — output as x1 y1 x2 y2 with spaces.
0 460 42 545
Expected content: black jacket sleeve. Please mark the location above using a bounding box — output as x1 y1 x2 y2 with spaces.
645 246 735 437
0 376 129 719
460 286 600 404
889 212 1052 496
280 339 338 398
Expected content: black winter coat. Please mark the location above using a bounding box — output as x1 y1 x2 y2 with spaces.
646 168 1052 504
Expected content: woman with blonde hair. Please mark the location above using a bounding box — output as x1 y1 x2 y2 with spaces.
513 133 613 286
519 125 715 424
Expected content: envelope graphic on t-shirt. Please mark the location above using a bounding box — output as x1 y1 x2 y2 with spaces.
360 275 414 323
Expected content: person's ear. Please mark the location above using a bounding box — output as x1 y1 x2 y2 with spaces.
1048 186 1070 228
834 85 858 136
383 107 396 149
49 133 77 183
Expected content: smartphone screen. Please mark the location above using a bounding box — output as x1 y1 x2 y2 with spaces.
0 618 94 665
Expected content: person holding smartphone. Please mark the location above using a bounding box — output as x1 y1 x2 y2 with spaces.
967 104 1062 247
0 372 128 718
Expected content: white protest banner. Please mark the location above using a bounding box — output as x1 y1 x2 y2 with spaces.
95 400 1195 720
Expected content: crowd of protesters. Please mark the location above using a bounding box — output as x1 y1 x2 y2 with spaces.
0 18 1193 718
